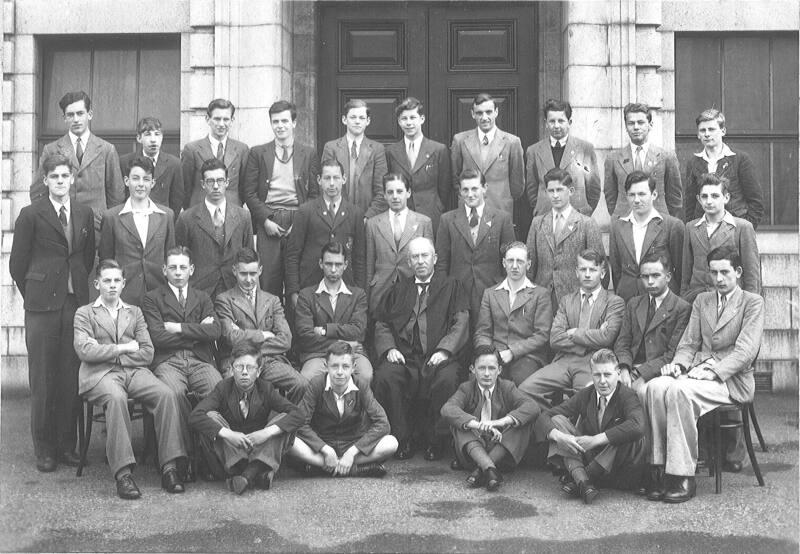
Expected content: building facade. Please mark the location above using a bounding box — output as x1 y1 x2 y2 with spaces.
2 0 798 391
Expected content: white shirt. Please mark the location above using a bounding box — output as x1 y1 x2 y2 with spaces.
650 287 670 311
630 141 650 167
580 286 602 319
391 207 408 237
205 199 226 224
549 136 568 148
346 134 363 157
208 135 228 157
597 387 616 410
620 208 663 262
480 127 497 145
495 277 536 308
119 198 166 247
695 143 736 174
168 282 187 304
464 203 485 221
69 130 91 153
414 277 432 296
315 279 352 312
325 197 341 216
551 204 573 235
405 135 423 154
93 295 126 321
50 197 71 222
325 375 359 416
694 210 737 237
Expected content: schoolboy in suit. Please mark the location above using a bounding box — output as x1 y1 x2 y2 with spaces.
181 98 250 208
176 158 254 299
294 242 373 382
373 237 469 461
385 97 450 233
214 247 306 402
526 99 600 217
74 259 187 499
604 102 683 219
118 117 184 215
474 241 553 385
243 100 320 299
290 341 398 478
436 168 515 326
525 167 605 308
285 160 366 304
143 246 223 463
450 93 525 219
99 156 175 306
190 342 304 494
365 173 433 317
441 345 539 492
646 247 764 503
683 109 763 228
608 170 684 302
32 91 125 231
681 174 760 303
536 349 647 504
10 154 96 472
322 99 388 218
519 249 625 410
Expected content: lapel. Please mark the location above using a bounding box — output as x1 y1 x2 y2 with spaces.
714 287 742 332
253 289 270 326
248 383 266 422
145 210 166 250
588 289 609 329
463 131 482 169
599 386 620 429
618 219 636 261
194 205 223 245
640 217 664 261
37 200 68 243
91 304 119 341
375 211 397 252
315 198 335 231
199 137 215 160
537 139 556 171
183 286 201 317
647 292 674 333
161 285 183 317
709 220 735 251
262 143 276 176
398 211 421 252
474 207 494 247
412 138 435 173
644 146 661 172
152 154 168 181
494 287 511 317
330 202 351 232
231 287 258 326
315 289 335 320
79 134 102 169
354 139 373 180
223 204 240 246
567 291 582 324
541 212 556 253
618 147 634 174
291 144 306 179
635 295 649 335
223 140 240 170
559 135 577 169
333 290 352 320
483 131 506 172
56 135 81 171
226 382 244 425
116 305 133 342
335 138 350 176
389 141 409 173
556 209 582 246
119 211 145 247
322 388 341 421
453 208 475 247
511 286 535 314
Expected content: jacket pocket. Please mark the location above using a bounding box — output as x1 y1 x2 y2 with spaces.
25 272 46 281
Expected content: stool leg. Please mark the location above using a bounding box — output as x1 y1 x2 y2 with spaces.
714 411 723 494
78 403 94 477
76 402 86 477
748 404 768 453
142 412 157 468
742 408 765 487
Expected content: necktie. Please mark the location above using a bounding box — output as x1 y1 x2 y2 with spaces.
328 202 336 224
178 287 186 309
469 207 479 229
597 395 607 427
393 212 403 246
280 145 289 163
646 296 656 328
407 141 417 168
635 296 657 364
349 142 358 195
634 146 643 171
213 207 224 227
59 205 68 227
247 289 255 309
480 389 492 422
216 142 224 161
239 393 249 419
552 142 564 167
75 137 84 165
417 282 429 309
351 141 358 161
482 135 489 146
578 293 592 329
718 294 727 320
554 213 565 238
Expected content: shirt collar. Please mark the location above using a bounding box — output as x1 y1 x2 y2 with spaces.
478 383 496 397
597 386 616 405
480 127 497 144
205 199 226 218
620 208 662 225
404 135 423 149
208 135 227 151
495 277 536 291
549 135 568 148
49 196 70 214
695 143 736 161
694 210 737 227
315 279 352 296
168 282 187 300
651 287 671 308
346 133 363 150
581 286 602 303
93 296 127 310
465 203 485 220
630 141 650 160
324 375 359 394
69 129 91 146
552 204 573 221
718 286 740 304
415 275 433 285
391 207 409 218
119 197 166 215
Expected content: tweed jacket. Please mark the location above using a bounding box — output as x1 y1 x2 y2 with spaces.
119 150 184 216
294 283 368 362
322 136 388 218
550 289 626 359
181 136 250 208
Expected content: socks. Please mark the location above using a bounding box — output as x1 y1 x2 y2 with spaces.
465 441 495 471
488 444 510 468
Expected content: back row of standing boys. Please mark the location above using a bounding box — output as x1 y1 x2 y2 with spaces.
10 90 764 504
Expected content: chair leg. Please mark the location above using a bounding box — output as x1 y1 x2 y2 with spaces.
748 403 768 453
141 412 157 468
77 403 93 477
742 408 765 487
713 410 723 494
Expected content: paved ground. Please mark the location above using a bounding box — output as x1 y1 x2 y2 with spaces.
0 392 797 553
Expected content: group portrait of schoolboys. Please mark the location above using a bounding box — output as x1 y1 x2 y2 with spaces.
9 88 764 506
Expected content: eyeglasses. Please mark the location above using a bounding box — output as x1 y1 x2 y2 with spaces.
232 364 259 372
203 178 228 187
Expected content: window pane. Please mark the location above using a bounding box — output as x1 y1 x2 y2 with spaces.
138 39 181 132
772 36 799 132
726 139 771 224
723 37 770 133
773 139 799 226
41 48 92 135
675 37 721 134
90 47 138 134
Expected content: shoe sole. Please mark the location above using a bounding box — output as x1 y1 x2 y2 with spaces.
582 488 599 504
662 494 695 504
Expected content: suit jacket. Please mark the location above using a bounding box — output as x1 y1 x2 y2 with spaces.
214 286 292 369
365 209 433 315
175 202 254 296
375 272 469 360
683 148 763 228
322 136 388 218
613 291 692 381
294 283 368 362
608 213 684 302
604 144 683 219
98 202 175 306
526 135 600 216
32 133 125 229
450 128 525 216
672 288 764 404
73 301 155 394
190 377 303 439
550 289 626 359
474 282 553 369
535 383 645 447
142 284 221 367
525 209 605 300
385 137 450 232
680 215 760 302
297 374 390 454
181 137 250 208
284 197 366 296
435 205 516 317
9 198 95 311
119 150 184 216
242 141 320 232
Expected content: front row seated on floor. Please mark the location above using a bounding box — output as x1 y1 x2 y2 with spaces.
534 348 648 505
440 345 539 492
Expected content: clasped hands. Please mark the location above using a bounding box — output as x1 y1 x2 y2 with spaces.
218 426 275 452
164 316 215 334
659 358 717 381
549 429 605 456
467 418 507 442
321 444 357 476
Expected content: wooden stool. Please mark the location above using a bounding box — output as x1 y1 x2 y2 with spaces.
704 402 766 493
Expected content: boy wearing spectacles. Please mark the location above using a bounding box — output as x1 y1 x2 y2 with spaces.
99 156 176 305
175 158 254 299
190 342 304 494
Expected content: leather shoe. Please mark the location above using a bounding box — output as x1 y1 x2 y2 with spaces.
349 463 387 478
722 461 743 473
645 467 667 501
116 474 141 500
466 468 484 488
59 451 81 467
394 440 414 460
484 467 503 492
561 479 580 498
450 458 463 471
161 468 185 494
663 476 696 503
254 470 272 490
36 456 57 473
424 444 442 461
227 475 249 495
579 481 599 505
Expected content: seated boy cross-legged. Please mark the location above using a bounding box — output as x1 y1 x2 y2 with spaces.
189 342 304 495
535 349 647 505
290 341 398 477
441 345 539 492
